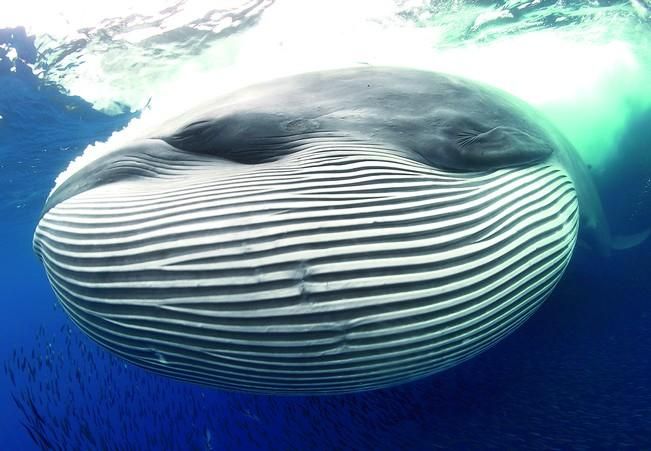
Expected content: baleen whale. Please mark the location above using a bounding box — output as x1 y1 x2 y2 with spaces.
34 67 591 394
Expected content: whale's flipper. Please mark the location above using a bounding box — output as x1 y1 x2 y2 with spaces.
611 227 651 251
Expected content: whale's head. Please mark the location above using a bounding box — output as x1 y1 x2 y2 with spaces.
34 67 579 394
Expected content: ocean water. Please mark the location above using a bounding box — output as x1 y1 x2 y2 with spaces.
1 0 650 449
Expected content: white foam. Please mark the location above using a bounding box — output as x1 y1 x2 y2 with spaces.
6 0 650 194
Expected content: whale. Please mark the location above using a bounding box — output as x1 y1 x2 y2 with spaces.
34 67 588 394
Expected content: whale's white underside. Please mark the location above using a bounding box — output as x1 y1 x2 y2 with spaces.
34 142 578 394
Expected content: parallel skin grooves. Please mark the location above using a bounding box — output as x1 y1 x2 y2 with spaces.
34 143 579 394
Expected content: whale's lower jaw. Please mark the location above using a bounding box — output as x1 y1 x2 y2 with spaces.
33 146 578 395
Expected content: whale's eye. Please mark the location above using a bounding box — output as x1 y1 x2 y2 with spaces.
421 109 554 170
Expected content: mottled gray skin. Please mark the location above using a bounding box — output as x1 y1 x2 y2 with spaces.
42 66 609 251
155 67 555 168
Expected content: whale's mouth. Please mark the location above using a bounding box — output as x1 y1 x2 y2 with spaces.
33 145 578 394
41 138 233 217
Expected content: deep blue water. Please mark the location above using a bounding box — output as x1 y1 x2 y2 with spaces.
1 26 650 450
